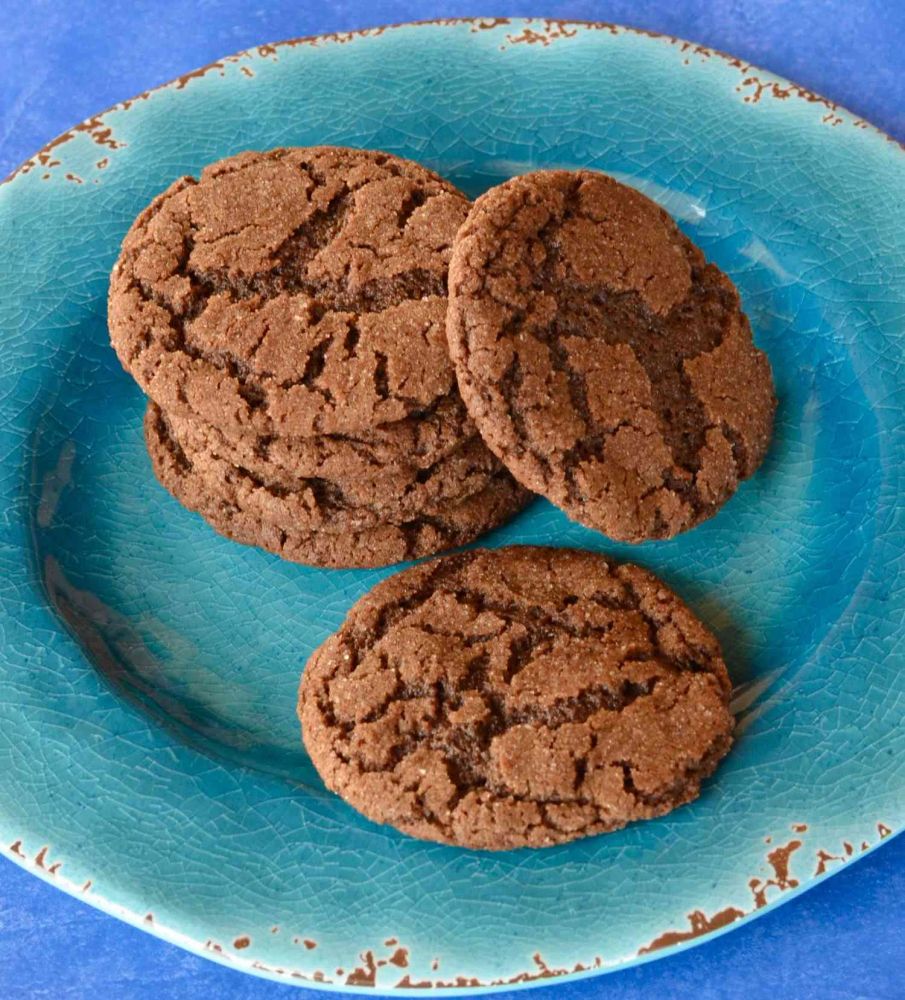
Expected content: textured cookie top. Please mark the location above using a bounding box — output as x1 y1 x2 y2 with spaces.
299 546 734 849
110 147 470 438
447 170 776 542
162 404 488 506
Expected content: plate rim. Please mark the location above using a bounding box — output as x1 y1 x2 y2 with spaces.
2 16 902 189
1 16 902 993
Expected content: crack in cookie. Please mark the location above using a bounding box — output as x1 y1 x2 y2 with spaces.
298 546 734 849
447 170 776 542
110 146 471 439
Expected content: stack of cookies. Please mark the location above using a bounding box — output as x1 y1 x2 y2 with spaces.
110 146 775 566
108 148 531 568
109 146 780 849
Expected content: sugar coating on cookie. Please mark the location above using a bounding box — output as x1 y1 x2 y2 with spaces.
447 170 776 542
159 404 506 532
298 546 734 849
161 393 479 490
145 405 530 569
110 146 471 439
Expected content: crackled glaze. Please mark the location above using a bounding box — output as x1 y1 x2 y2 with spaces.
0 18 903 993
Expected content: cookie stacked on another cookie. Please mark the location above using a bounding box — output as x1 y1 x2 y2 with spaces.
109 147 530 567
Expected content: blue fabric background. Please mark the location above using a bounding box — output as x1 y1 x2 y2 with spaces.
1 2 903 998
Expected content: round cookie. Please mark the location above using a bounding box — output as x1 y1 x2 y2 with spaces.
145 407 531 569
298 546 734 849
155 404 505 532
110 146 471 439
447 170 776 542
163 392 480 491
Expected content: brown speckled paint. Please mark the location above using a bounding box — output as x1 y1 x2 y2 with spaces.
815 848 845 876
634 825 893 959
397 975 435 988
505 21 579 48
33 845 65 876
4 18 899 190
175 63 226 89
1 820 897 986
389 947 409 968
346 951 378 987
639 906 746 954
471 17 510 32
749 839 802 908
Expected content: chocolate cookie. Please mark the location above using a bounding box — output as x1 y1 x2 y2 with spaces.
110 146 471 439
447 170 776 542
162 392 479 492
145 406 531 569
157 405 505 531
298 546 734 849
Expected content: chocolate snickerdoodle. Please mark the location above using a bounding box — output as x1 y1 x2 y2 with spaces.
145 404 531 569
110 146 473 440
447 170 776 542
298 546 734 849
113 147 528 566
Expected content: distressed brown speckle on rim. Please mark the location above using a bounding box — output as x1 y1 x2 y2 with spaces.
639 906 746 954
4 18 900 189
3 824 895 988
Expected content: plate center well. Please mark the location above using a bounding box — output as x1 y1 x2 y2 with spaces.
26 187 881 795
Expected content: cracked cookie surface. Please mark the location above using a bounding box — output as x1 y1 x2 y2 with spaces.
298 546 734 849
447 170 776 542
161 392 480 493
110 146 471 439
145 406 531 569
157 403 506 531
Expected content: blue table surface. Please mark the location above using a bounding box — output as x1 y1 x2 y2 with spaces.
1 2 903 998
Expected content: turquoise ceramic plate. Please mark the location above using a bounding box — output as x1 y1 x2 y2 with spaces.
1 18 903 992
